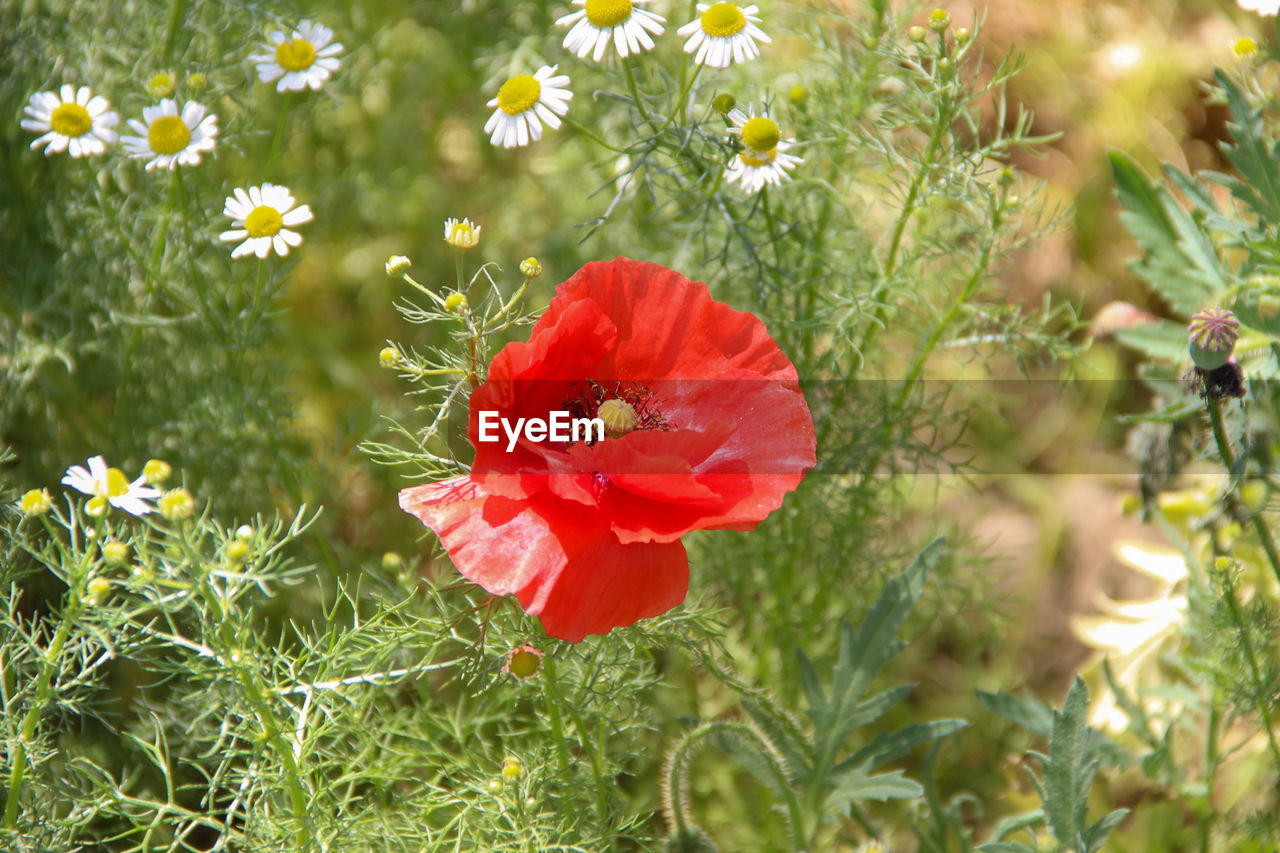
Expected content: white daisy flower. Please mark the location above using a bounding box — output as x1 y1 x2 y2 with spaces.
62 455 161 517
1239 0 1280 15
676 3 770 68
443 217 481 249
21 84 119 157
120 99 218 170
250 20 345 92
724 107 802 194
484 66 573 149
219 183 314 259
556 0 665 62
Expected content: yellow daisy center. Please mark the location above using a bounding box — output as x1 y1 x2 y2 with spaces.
700 3 746 37
50 102 93 138
245 205 284 238
740 148 777 168
275 37 317 71
148 115 191 154
584 0 634 28
497 74 542 115
741 117 780 152
103 468 131 498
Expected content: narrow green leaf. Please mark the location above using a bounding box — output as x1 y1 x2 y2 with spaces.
1082 808 1130 853
1043 676 1091 848
834 719 969 774
824 766 923 812
977 689 1053 736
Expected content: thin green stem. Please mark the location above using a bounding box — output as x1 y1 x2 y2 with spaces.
620 58 651 123
161 0 186 66
3 577 83 828
540 656 572 777
1219 575 1280 772
564 116 625 153
1205 396 1280 589
1198 699 1220 853
265 93 294 181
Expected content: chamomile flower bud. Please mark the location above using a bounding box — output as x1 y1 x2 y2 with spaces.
443 217 480 249
236 524 254 540
955 26 971 43
382 551 404 571
929 8 951 31
86 576 112 606
102 539 130 566
938 57 953 71
143 458 172 485
519 257 543 278
87 496 110 517
186 72 209 92
385 255 412 275
226 540 251 563
19 488 52 516
147 72 177 98
788 84 807 104
379 346 399 366
159 488 196 520
1233 37 1259 57
908 26 927 42
502 755 524 780
712 92 737 115
444 292 468 313
503 644 545 679
1188 307 1240 370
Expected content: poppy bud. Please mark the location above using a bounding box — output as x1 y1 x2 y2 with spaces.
598 399 638 438
503 644 545 679
1188 307 1240 370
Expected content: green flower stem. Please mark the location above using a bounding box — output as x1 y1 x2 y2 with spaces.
1218 574 1280 771
161 0 186 66
265 93 294 181
2 555 89 828
663 721 806 850
1198 698 1220 853
454 249 465 292
857 96 954 357
540 656 572 777
564 117 625 153
620 57 652 123
1205 396 1280 589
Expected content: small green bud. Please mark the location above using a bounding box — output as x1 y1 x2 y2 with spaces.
102 540 130 566
998 167 1015 187
955 26 971 43
1233 37 1258 58
519 257 542 278
444 292 468 313
147 72 176 98
712 92 736 115
19 488 52 516
1188 307 1240 370
502 755 524 780
143 458 172 485
382 551 404 571
86 577 112 606
787 84 806 104
908 25 927 42
379 346 399 366
186 72 208 92
503 644 545 679
226 540 251 563
385 255 412 275
938 57 952 71
158 488 195 520
929 8 951 31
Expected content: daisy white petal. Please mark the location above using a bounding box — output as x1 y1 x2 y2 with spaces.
220 183 312 259
484 65 574 149
556 0 665 62
678 2 769 68
21 84 118 158
253 19 345 92
120 99 218 170
723 106 802 194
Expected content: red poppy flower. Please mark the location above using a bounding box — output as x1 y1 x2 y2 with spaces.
399 257 815 641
